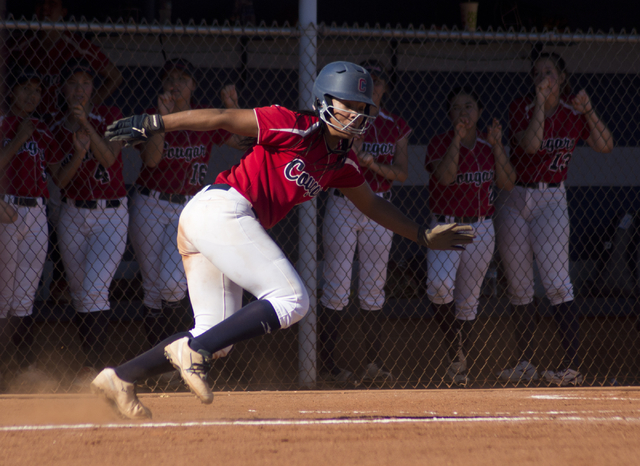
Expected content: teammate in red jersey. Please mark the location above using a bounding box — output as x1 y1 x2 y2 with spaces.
8 0 122 114
90 61 474 419
494 52 613 386
319 60 411 385
129 58 241 355
425 86 515 386
48 59 128 388
0 68 64 385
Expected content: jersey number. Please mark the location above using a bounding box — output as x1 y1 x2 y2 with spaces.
549 151 572 172
190 163 208 186
94 164 110 184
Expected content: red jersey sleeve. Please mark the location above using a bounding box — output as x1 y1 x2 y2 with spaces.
255 106 316 148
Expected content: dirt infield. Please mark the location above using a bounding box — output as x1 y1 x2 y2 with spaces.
2 388 640 465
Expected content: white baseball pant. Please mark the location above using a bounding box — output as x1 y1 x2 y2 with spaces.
321 191 393 311
58 198 129 313
0 198 48 318
494 185 574 307
427 216 495 321
129 190 187 310
177 186 309 358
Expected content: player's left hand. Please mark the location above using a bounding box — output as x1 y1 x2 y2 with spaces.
220 84 239 109
420 223 476 250
105 114 165 143
571 90 593 115
357 151 375 168
486 118 503 146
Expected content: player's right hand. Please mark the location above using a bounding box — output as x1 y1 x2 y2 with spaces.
423 223 475 250
105 114 165 143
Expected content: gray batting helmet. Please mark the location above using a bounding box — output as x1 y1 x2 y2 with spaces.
312 61 376 136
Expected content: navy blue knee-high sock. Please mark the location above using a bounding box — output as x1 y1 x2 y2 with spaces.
188 299 281 355
318 305 341 375
115 331 192 383
513 303 537 364
552 301 581 369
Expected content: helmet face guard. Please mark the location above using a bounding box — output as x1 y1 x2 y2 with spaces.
312 61 377 137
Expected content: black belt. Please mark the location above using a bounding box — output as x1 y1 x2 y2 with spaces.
334 189 391 200
434 214 491 224
206 184 232 192
72 199 121 209
9 196 40 207
516 182 562 189
138 186 187 205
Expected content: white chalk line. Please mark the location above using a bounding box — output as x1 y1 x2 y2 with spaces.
3 415 640 432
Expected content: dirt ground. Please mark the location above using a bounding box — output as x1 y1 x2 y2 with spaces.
1 387 640 465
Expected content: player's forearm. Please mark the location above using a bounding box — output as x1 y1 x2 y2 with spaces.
87 128 118 168
365 158 407 182
162 108 258 138
493 143 516 190
519 103 545 154
140 133 166 167
585 111 614 153
361 195 420 242
432 140 461 185
51 154 83 189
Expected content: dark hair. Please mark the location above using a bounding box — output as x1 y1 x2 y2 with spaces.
531 52 571 95
446 86 483 111
359 59 391 106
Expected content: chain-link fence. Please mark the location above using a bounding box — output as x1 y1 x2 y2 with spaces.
1 17 639 393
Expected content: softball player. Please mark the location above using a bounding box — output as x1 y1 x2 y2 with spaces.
495 52 613 386
319 60 411 385
129 58 237 350
425 87 516 386
49 59 128 387
0 68 64 381
90 61 474 419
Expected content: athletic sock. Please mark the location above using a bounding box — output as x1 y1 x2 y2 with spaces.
189 299 281 355
115 331 192 383
432 302 460 361
552 300 581 369
10 315 36 369
318 304 341 375
74 311 110 370
513 303 537 364
362 310 384 368
143 306 168 348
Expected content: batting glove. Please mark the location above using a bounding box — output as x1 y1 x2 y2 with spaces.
105 114 165 143
417 223 475 250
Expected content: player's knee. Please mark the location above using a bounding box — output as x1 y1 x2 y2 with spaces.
547 283 574 307
427 276 455 301
274 286 310 329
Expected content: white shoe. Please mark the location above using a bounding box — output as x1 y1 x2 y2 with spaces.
496 361 539 382
541 368 584 386
446 349 468 386
90 368 152 420
164 337 213 404
359 362 395 383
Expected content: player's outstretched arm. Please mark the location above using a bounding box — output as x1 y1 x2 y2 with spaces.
105 109 258 143
340 183 475 250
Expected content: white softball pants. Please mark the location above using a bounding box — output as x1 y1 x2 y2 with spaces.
58 198 129 313
427 216 495 321
129 191 187 310
177 186 309 358
320 191 393 311
0 199 48 318
494 185 574 306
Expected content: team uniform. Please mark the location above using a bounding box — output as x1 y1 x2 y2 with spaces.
495 96 590 307
129 107 231 314
321 109 411 312
0 116 62 319
49 106 128 315
10 32 113 115
179 105 365 359
425 130 496 321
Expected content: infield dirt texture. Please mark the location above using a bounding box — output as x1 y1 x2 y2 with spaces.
2 388 640 465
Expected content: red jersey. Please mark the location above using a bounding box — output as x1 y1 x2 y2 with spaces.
509 96 591 184
217 106 366 229
361 109 412 193
425 130 496 217
135 107 230 196
10 32 112 114
0 115 62 198
49 106 126 200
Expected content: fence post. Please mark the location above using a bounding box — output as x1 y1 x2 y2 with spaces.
297 0 318 389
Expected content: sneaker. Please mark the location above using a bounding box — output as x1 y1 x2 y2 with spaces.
541 368 584 386
90 368 152 420
359 362 395 383
73 366 99 392
164 337 213 404
496 361 539 382
446 350 468 387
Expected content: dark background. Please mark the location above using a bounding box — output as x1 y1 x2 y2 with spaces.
4 0 639 31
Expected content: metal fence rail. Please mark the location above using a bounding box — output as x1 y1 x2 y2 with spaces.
0 17 639 393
